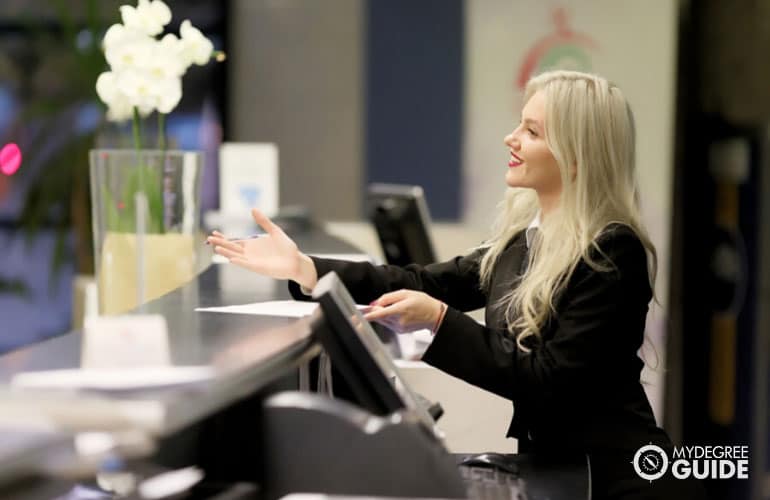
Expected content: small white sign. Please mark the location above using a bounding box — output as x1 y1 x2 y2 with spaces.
82 315 171 369
219 142 279 216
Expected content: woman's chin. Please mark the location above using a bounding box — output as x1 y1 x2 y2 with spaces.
505 171 527 188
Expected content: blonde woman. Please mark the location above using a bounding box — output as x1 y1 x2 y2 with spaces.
208 70 704 500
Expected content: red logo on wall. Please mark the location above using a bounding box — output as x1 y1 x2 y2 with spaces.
516 8 599 90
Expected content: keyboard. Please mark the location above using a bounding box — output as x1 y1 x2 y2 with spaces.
457 463 529 500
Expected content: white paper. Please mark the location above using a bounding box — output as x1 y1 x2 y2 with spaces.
11 366 214 392
307 253 376 263
395 329 433 361
139 466 204 499
195 300 370 318
213 252 375 265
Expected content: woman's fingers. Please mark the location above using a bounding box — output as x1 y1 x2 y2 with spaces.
207 236 245 253
372 289 409 307
214 245 246 261
363 304 401 321
251 208 282 236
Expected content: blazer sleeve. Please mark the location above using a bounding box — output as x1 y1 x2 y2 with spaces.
421 229 652 403
288 249 488 312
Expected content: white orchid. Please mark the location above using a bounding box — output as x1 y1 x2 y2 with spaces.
115 69 163 116
153 77 182 114
96 1 219 122
179 20 214 66
96 71 133 121
95 71 119 105
152 34 187 78
119 0 172 36
104 26 154 72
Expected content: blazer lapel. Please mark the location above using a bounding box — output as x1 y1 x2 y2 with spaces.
510 230 529 277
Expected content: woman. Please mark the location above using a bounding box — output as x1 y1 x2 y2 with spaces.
207 70 704 499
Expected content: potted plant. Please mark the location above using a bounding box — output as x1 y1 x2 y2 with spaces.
91 0 223 314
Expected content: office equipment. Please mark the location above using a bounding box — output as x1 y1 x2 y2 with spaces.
259 272 587 500
457 465 528 500
259 272 466 498
365 183 437 266
258 272 529 500
311 271 436 427
457 453 592 500
262 391 467 500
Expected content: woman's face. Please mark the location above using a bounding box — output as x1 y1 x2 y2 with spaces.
503 90 562 202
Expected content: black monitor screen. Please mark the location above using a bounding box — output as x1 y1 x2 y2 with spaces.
310 271 436 433
366 183 437 266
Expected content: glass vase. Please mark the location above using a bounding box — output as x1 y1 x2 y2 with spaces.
89 149 203 315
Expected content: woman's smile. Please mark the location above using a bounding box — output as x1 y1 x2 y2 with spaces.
509 152 524 168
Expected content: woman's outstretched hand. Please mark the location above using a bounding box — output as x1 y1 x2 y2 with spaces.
206 208 318 290
363 289 446 334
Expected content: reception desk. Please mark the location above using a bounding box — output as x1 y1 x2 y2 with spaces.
0 227 588 500
0 229 363 492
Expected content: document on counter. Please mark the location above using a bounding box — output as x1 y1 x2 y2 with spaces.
213 252 377 265
308 253 376 263
11 366 215 392
195 300 370 318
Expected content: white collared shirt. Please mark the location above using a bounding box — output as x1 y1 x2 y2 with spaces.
525 212 541 249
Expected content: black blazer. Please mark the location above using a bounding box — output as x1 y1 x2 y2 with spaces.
289 224 671 454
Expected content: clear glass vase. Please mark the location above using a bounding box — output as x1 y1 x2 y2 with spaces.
89 149 203 315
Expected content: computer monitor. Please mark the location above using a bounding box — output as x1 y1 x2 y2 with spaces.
366 183 437 266
310 271 437 433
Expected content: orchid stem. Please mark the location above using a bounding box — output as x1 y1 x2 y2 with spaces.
132 107 142 152
157 113 166 151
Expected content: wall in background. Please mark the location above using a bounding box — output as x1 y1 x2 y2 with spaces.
229 0 364 220
365 0 463 220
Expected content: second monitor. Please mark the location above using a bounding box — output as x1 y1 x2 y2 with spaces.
366 183 437 266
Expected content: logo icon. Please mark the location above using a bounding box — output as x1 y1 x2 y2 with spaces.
633 444 669 482
239 185 261 207
516 8 599 91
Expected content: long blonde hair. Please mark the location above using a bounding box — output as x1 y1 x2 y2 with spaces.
478 70 657 351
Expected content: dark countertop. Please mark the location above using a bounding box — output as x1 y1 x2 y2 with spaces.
0 228 363 436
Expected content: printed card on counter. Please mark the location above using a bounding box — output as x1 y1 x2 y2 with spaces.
82 314 171 369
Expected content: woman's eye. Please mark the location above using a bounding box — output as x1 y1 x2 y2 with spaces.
528 128 538 137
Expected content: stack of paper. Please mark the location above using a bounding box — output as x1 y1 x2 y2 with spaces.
11 366 214 392
195 300 320 317
196 300 370 318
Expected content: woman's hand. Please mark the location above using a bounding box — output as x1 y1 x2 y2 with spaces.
363 289 446 334
206 208 318 289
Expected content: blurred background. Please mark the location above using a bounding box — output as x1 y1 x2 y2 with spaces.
0 1 767 499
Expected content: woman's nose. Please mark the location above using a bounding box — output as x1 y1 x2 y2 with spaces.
504 132 519 150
